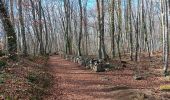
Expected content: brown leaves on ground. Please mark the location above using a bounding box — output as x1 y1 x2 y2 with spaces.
47 53 170 100
0 55 52 100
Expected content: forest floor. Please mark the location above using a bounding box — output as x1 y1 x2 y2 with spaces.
47 54 170 100
0 56 53 100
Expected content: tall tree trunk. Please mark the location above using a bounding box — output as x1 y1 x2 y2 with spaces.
96 0 102 59
83 0 88 56
111 0 115 58
64 0 72 55
78 0 83 56
9 0 14 25
101 0 108 59
0 0 17 58
117 0 122 60
128 0 133 60
41 7 49 54
135 0 140 62
38 0 45 55
30 0 40 55
160 0 169 76
18 0 27 56
96 0 108 59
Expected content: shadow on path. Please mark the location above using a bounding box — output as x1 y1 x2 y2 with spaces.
45 56 159 100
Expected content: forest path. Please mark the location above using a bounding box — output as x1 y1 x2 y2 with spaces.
46 56 159 100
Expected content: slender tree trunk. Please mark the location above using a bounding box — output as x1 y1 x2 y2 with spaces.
117 0 122 61
9 0 14 25
111 0 115 58
101 0 108 59
41 7 49 54
129 0 133 61
96 0 108 59
38 0 45 55
96 0 102 59
160 0 169 76
18 0 27 56
83 1 88 56
135 0 140 62
78 0 83 56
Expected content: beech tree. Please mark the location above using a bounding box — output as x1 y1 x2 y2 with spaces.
78 0 83 56
0 0 17 57
64 0 72 55
83 0 88 56
160 0 169 75
127 0 133 60
110 0 115 58
96 0 108 59
18 0 27 56
0 0 169 74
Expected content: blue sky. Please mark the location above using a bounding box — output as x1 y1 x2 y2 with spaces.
86 0 139 9
87 0 95 9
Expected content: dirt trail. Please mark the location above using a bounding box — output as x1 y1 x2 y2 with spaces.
46 56 161 100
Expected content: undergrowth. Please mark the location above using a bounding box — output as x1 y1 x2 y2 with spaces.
0 55 53 100
27 71 54 100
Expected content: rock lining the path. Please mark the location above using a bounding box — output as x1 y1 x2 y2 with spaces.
47 56 161 100
59 54 116 72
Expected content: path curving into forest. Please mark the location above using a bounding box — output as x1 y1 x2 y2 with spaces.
45 56 161 100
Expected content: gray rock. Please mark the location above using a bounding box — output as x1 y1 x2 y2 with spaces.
65 55 69 60
73 56 77 63
84 57 90 65
78 59 83 65
70 55 74 61
133 75 143 80
75 57 79 63
104 68 110 71
85 65 91 69
77 56 87 66
89 63 93 69
92 64 105 72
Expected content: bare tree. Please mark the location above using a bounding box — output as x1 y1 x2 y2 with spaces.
96 0 108 59
0 0 17 57
18 0 27 56
160 0 169 76
110 0 115 58
78 0 83 56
